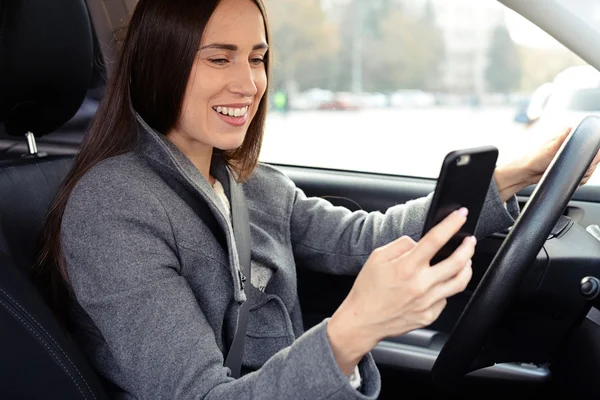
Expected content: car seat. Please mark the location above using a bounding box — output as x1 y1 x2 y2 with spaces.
0 0 111 398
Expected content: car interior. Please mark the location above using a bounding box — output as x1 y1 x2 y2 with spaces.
2 0 600 399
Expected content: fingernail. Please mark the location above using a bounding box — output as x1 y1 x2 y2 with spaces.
470 236 477 245
466 260 472 268
457 207 468 217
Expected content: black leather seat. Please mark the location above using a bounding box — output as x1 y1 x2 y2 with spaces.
0 0 110 398
0 156 74 272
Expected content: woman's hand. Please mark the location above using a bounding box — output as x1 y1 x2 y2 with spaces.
494 127 600 202
327 208 475 375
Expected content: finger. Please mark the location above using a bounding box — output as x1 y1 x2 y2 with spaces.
432 262 473 300
420 298 448 327
581 176 590 186
581 165 597 185
375 235 417 262
580 179 588 187
591 149 600 166
545 127 572 153
584 168 595 179
552 127 572 142
415 208 468 263
588 163 597 173
429 236 476 282
583 156 600 178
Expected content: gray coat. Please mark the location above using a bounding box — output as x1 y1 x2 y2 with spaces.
61 116 519 399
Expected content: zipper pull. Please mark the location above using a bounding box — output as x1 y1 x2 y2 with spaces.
239 270 247 290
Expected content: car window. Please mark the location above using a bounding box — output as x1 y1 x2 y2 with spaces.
259 0 600 185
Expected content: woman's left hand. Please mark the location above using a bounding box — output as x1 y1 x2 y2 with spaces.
494 127 600 203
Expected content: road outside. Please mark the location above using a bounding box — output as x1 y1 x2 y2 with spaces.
261 106 598 184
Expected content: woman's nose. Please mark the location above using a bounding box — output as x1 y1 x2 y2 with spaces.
229 62 258 97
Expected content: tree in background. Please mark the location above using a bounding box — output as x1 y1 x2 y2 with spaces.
265 0 338 92
334 0 444 93
266 0 444 94
419 0 445 91
485 24 522 93
326 0 390 92
361 6 444 92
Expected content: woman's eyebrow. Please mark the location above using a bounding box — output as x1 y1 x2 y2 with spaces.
199 43 269 51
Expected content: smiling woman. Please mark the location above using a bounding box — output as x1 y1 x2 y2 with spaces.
167 2 269 181
33 1 480 397
27 0 600 399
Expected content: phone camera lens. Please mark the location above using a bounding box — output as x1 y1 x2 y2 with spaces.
457 155 470 166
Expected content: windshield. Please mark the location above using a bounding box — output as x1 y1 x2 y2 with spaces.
259 0 600 183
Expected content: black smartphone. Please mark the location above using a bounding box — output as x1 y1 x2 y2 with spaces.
422 146 499 265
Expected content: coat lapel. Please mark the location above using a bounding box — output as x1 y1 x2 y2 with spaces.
135 114 247 303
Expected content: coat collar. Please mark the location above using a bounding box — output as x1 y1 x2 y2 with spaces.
134 113 247 303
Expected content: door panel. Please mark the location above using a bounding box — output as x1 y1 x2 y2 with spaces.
279 165 436 212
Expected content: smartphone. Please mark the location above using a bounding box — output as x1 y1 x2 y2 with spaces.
422 146 499 265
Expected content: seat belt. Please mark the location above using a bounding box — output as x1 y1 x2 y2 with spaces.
223 177 251 379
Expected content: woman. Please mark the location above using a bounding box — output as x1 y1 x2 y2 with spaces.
35 0 599 398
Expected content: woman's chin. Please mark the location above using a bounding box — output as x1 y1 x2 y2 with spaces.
214 138 246 152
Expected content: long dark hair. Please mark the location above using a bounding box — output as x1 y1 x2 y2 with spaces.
32 0 271 328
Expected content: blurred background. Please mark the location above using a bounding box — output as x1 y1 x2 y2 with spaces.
8 0 597 185
259 0 600 184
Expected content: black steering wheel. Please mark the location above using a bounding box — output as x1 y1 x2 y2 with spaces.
431 115 600 387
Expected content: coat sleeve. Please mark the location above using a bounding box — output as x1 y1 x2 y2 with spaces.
62 167 381 400
289 174 519 275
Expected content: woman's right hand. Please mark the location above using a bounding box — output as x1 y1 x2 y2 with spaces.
327 207 476 375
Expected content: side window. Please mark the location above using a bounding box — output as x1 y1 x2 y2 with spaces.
261 0 599 184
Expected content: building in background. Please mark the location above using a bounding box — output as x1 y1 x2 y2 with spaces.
324 0 507 96
428 0 506 95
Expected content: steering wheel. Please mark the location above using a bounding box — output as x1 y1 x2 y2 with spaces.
431 115 600 387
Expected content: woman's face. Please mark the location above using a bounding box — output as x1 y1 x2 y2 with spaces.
167 0 267 158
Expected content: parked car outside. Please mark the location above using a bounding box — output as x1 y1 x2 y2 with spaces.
526 66 600 138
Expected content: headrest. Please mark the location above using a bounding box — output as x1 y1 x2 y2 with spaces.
0 0 94 137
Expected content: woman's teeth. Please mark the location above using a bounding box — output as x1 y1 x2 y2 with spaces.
214 106 249 117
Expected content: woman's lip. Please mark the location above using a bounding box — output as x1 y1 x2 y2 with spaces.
214 108 248 127
213 103 250 108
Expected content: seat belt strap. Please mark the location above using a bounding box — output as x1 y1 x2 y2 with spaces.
223 176 251 379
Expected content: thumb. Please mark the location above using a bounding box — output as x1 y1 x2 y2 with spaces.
552 127 572 144
545 127 572 153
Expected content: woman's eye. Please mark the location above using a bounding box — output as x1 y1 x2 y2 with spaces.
209 58 229 65
250 58 265 65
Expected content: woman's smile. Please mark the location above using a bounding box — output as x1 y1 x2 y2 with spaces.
212 103 250 127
